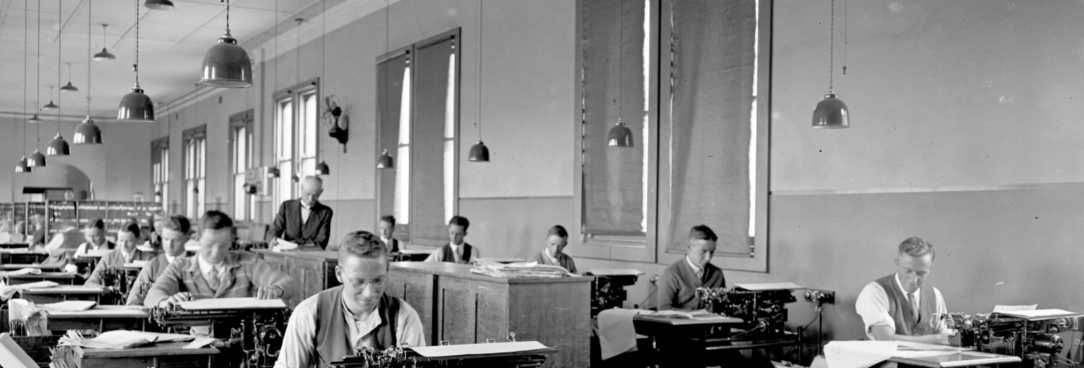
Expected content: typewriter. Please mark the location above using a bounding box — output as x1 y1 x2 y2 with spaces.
331 340 557 368
150 299 290 368
947 309 1084 368
98 265 144 304
584 270 642 317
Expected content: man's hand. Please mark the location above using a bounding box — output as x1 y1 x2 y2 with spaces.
159 292 193 308
931 331 952 346
256 286 283 300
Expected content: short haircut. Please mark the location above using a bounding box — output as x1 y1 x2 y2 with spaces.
448 216 470 231
119 220 141 237
199 210 234 232
338 231 388 261
689 225 718 242
548 225 568 238
162 215 192 234
380 215 396 226
898 237 935 260
303 175 323 186
85 218 106 231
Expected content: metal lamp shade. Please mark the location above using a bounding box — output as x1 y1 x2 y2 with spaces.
74 116 103 144
315 161 330 176
144 0 175 10
468 140 490 162
200 33 253 88
47 133 70 156
607 121 634 147
43 100 59 111
117 85 155 121
15 156 31 173
28 114 42 124
93 48 116 61
61 82 79 92
27 149 46 168
811 93 850 129
377 149 394 169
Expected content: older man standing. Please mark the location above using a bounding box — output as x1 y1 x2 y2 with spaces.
855 237 951 345
267 176 334 250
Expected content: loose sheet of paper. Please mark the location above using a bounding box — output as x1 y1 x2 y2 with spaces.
586 269 645 276
824 341 896 368
273 238 299 252
993 305 1037 313
178 297 286 311
409 341 550 358
996 309 1080 319
736 282 804 291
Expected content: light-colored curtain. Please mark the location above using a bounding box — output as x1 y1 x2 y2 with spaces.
411 38 457 246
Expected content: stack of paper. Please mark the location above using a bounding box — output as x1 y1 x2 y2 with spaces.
470 260 573 278
178 297 287 311
58 330 200 350
272 239 299 252
39 301 97 312
648 309 716 319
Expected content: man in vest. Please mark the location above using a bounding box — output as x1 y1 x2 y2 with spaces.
656 225 726 310
424 216 481 264
275 231 426 368
127 215 190 306
855 237 951 345
85 220 158 286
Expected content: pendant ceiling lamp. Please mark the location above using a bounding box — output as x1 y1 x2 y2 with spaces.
76 0 102 145
93 24 115 61
48 1 71 157
606 0 633 148
17 0 31 174
314 2 330 177
315 161 330 176
117 0 155 121
144 0 175 10
43 86 58 110
60 63 79 92
811 0 850 129
28 0 45 169
468 0 490 162
376 0 395 169
199 0 252 88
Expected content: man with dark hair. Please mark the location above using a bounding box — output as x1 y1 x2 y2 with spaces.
275 231 425 368
526 225 577 273
856 237 950 345
378 215 402 253
267 176 335 249
74 219 114 254
656 225 725 310
145 211 299 308
424 216 481 264
127 215 191 305
85 221 158 286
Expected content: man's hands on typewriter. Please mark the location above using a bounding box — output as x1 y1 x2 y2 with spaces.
160 291 194 307
256 286 284 300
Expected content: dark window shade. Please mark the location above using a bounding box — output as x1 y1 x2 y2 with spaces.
665 0 757 255
582 0 647 236
377 53 410 242
411 37 457 246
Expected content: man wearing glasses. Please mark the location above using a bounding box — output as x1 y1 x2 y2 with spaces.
275 231 426 368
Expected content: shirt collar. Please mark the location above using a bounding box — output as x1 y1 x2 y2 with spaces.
895 273 919 298
166 254 182 264
197 254 225 276
685 256 702 275
340 293 384 344
449 242 462 252
545 248 559 263
300 200 315 210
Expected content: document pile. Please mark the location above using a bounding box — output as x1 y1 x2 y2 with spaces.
57 330 215 350
470 259 574 278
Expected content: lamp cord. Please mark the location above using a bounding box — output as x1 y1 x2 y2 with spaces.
134 0 140 86
829 0 834 92
22 0 26 155
57 0 62 133
88 0 93 116
477 0 483 140
35 0 40 146
843 0 847 75
226 0 231 34
617 0 623 124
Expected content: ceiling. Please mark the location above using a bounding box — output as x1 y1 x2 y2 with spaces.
0 0 347 121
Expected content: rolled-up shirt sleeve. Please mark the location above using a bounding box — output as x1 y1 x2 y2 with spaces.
397 302 427 348
274 296 319 368
855 282 894 339
933 287 948 334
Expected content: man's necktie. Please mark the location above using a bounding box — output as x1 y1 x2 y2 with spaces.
908 291 919 321
455 248 464 263
207 268 221 291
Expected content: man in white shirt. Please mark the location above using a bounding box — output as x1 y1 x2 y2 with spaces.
855 237 951 345
85 221 157 286
424 216 481 264
275 231 426 368
72 219 113 254
379 215 402 253
127 215 191 305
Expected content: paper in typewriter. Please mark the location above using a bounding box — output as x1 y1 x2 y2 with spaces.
735 282 804 291
409 341 551 358
178 297 286 310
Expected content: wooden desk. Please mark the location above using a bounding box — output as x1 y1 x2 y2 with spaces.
18 285 105 303
0 250 48 264
388 262 591 368
7 272 79 285
633 314 803 368
45 306 151 332
1 263 63 271
392 249 432 262
251 249 340 300
0 242 29 249
888 352 1021 367
53 341 219 368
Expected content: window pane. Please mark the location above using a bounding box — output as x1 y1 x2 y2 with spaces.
411 38 457 245
198 178 206 215
280 100 294 161
234 173 246 221
301 91 318 159
395 147 410 225
378 54 410 232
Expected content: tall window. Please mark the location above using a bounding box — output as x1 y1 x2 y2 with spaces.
377 30 460 246
273 80 320 207
230 110 255 223
151 138 169 214
183 126 207 219
574 0 769 271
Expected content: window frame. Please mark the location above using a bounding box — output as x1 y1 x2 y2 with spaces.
272 78 321 208
182 125 207 219
151 137 169 215
229 110 255 224
571 0 772 272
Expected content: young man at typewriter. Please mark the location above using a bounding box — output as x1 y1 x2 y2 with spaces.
144 210 299 308
526 225 577 274
275 231 426 368
855 237 952 345
126 215 190 305
424 216 481 264
85 220 158 286
656 225 726 310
